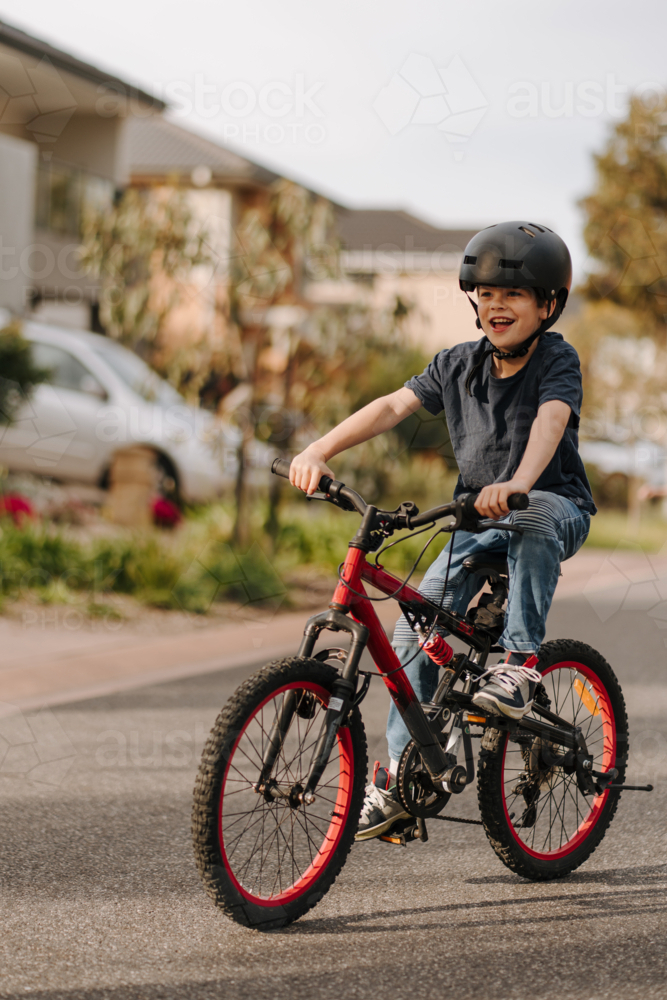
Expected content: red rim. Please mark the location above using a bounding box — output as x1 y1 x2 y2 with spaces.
218 681 354 906
501 660 616 860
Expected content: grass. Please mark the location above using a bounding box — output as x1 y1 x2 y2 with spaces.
586 509 667 553
0 507 287 615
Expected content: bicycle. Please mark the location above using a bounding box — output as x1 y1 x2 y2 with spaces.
193 459 650 930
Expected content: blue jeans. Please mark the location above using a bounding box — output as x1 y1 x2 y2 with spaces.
386 491 590 764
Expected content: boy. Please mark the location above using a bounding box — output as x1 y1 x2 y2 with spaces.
289 221 595 840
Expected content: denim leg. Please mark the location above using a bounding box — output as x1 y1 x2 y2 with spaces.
391 529 510 644
386 644 440 764
500 492 590 653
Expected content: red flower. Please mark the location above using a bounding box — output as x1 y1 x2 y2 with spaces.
0 494 34 525
152 497 182 528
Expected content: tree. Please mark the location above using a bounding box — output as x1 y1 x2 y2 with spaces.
220 180 338 545
80 188 211 390
578 95 667 525
580 95 667 334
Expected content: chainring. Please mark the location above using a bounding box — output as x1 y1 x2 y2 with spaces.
397 741 451 818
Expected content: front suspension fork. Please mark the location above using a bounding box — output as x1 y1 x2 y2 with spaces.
255 610 368 800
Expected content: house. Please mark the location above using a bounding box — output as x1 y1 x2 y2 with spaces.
0 18 163 325
308 209 479 353
126 115 481 358
126 113 285 358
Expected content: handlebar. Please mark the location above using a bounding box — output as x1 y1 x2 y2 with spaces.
270 457 368 514
270 457 528 531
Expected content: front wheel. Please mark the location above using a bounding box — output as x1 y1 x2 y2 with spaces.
477 639 628 881
192 657 367 929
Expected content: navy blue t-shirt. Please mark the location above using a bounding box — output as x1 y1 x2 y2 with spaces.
405 331 596 514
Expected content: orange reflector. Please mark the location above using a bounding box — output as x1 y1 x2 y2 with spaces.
574 678 600 716
379 835 403 845
467 715 487 724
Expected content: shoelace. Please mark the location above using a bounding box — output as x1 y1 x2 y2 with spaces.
359 782 392 820
478 661 542 695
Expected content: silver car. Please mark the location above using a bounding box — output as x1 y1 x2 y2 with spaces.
0 321 231 503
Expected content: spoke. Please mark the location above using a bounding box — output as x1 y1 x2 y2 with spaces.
235 738 266 773
274 811 302 893
295 810 316 867
225 757 259 786
241 727 266 771
226 808 266 865
224 798 265 852
565 778 586 827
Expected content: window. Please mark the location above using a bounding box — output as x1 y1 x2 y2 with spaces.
35 162 114 237
92 342 182 407
31 342 105 398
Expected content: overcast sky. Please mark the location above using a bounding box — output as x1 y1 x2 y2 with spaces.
2 0 665 277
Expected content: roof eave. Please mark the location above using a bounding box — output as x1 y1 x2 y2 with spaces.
0 19 165 110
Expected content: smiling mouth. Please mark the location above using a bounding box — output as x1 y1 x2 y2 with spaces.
489 317 515 332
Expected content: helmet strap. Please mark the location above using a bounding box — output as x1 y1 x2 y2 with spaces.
464 291 483 330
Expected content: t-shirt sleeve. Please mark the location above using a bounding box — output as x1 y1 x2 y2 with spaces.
537 347 583 426
404 353 446 415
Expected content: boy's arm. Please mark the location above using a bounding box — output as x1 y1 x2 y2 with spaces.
475 400 572 519
290 387 423 494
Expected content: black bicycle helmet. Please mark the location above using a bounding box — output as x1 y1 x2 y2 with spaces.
459 221 572 393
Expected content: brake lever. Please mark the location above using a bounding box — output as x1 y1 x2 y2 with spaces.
477 519 524 534
305 491 356 512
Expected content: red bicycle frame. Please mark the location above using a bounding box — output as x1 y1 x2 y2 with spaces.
296 543 470 786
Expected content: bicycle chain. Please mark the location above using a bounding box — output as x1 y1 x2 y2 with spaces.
431 814 483 826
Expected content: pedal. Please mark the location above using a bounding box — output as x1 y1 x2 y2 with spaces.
378 817 428 846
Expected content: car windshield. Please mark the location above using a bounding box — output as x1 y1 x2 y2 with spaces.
92 343 183 407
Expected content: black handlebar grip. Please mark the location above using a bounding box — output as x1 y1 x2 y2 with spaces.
271 458 335 497
463 491 529 518
462 493 479 518
508 492 529 511
271 457 291 479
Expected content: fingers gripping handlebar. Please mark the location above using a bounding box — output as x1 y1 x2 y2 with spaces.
463 491 529 516
271 458 367 514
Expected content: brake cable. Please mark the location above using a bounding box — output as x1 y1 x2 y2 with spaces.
335 523 443 603
336 524 459 678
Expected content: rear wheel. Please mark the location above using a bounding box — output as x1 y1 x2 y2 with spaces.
192 657 367 929
477 640 628 880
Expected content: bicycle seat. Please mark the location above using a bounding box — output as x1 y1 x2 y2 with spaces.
462 554 509 580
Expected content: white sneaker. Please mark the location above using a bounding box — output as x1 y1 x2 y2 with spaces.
472 656 542 720
355 762 410 841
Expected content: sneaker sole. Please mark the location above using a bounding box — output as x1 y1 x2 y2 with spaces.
472 692 534 721
354 810 410 841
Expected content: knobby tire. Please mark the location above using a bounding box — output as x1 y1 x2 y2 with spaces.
477 639 628 880
192 657 367 929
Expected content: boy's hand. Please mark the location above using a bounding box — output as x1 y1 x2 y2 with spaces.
474 480 529 520
289 447 335 495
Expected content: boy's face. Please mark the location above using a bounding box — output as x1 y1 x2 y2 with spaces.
476 286 550 349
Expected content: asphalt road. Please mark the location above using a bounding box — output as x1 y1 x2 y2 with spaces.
1 593 666 1000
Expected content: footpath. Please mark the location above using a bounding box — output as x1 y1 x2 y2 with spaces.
2 547 666 709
